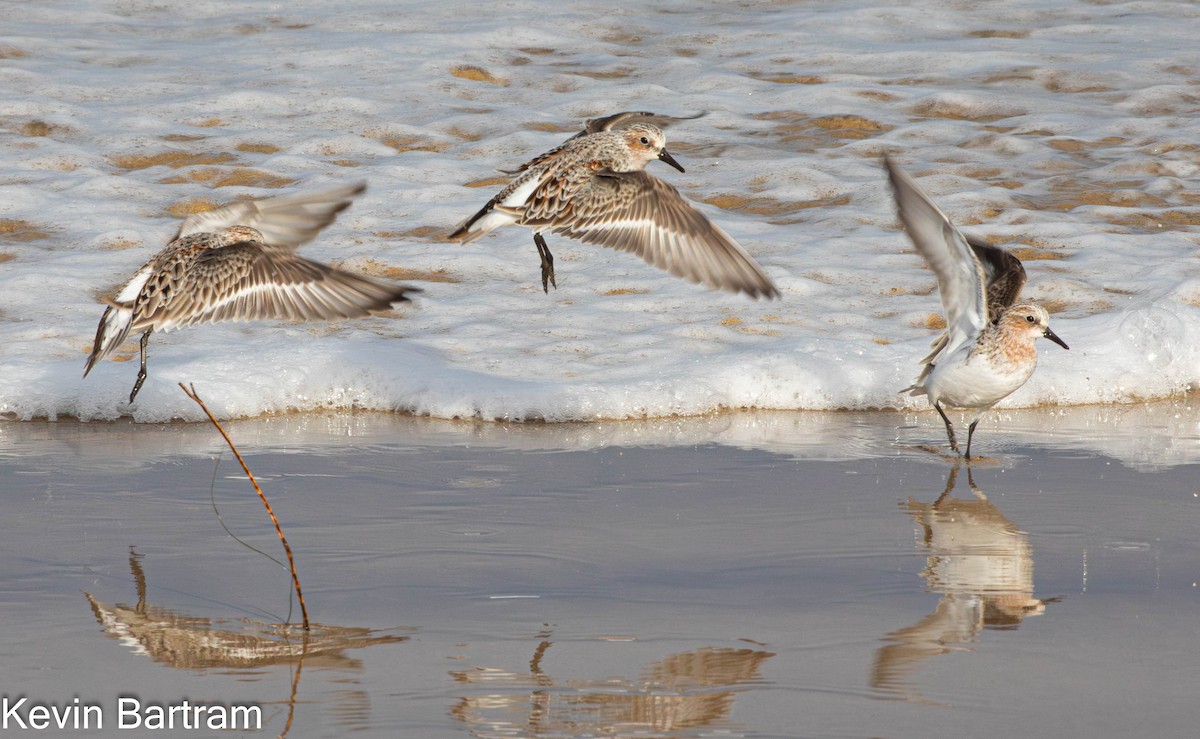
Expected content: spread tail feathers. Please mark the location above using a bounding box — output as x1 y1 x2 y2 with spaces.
448 204 517 243
83 304 134 377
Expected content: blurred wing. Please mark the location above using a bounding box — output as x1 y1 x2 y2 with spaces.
150 242 414 330
886 158 987 356
547 171 778 299
965 235 1026 322
580 110 707 136
172 182 367 249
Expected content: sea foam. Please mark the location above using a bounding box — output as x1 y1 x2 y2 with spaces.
2 0 1199 422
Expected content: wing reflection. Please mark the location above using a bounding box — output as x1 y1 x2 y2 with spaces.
83 548 407 736
451 633 772 737
872 464 1049 700
84 548 407 670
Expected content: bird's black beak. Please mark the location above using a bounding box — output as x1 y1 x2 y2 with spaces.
658 148 685 173
1044 327 1069 350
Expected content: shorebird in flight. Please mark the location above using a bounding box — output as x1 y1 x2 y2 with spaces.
84 182 417 402
449 111 778 299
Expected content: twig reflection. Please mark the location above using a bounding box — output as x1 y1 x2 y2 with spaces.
83 548 407 736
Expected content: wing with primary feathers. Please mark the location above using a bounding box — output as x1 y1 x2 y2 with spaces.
885 157 988 363
133 242 415 332
904 229 1028 385
539 170 778 299
172 182 367 249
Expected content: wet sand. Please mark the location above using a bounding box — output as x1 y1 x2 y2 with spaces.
2 404 1198 737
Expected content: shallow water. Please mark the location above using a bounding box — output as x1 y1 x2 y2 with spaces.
3 406 1198 737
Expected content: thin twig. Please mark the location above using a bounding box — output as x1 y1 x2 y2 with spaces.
180 383 309 630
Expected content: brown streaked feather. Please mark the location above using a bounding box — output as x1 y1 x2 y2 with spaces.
131 240 416 332
495 144 572 177
538 171 779 299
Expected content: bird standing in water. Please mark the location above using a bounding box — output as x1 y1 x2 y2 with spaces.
885 157 1068 458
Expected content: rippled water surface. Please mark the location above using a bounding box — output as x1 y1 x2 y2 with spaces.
3 0 1200 421
3 408 1199 737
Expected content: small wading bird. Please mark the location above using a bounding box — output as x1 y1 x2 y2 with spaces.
885 157 1068 459
449 111 779 299
84 182 417 402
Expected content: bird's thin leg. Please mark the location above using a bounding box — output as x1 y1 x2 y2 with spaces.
534 233 556 293
934 402 959 454
129 331 151 403
965 420 979 460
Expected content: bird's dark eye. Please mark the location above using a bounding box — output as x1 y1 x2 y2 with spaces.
639 136 650 145
1025 315 1036 323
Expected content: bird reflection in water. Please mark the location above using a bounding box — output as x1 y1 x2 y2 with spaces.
872 463 1054 701
83 548 408 735
450 627 773 737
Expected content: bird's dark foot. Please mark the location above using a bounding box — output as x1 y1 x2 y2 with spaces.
534 234 556 293
128 371 146 404
129 331 151 403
